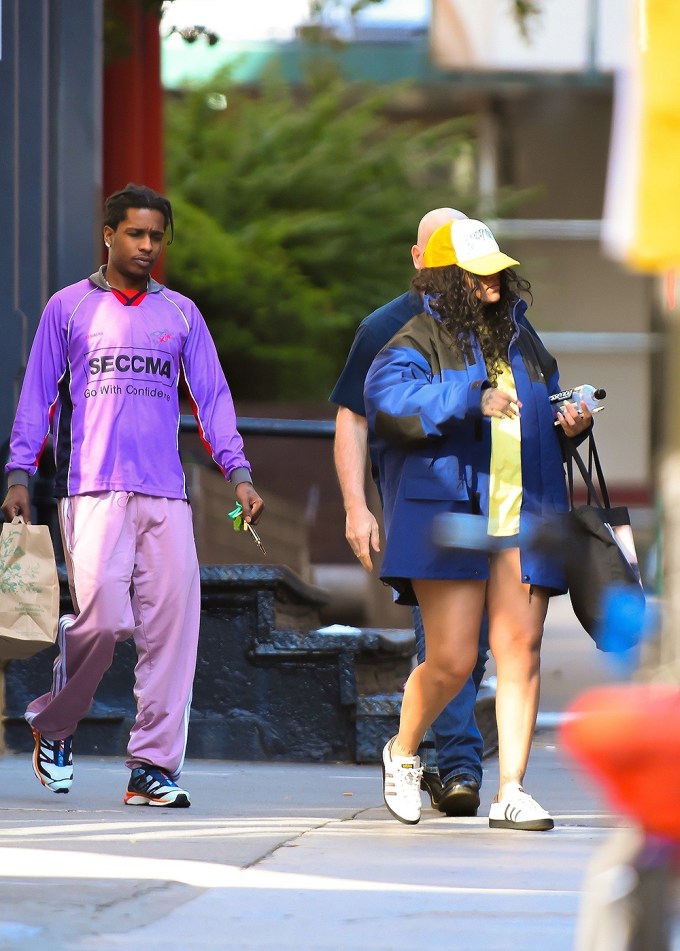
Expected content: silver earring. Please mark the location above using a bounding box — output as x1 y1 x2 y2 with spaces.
105 242 111 248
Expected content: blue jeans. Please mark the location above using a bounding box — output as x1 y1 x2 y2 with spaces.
413 605 489 786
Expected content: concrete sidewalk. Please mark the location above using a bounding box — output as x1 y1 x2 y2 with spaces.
0 731 619 951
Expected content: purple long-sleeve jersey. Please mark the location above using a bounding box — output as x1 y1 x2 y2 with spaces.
6 270 251 498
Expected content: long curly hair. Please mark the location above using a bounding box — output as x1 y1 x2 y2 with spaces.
411 266 531 384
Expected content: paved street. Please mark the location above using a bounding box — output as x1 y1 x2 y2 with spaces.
0 596 628 951
0 733 619 951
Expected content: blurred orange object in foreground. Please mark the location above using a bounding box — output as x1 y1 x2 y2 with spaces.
562 684 680 840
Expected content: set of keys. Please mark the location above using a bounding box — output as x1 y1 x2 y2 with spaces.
227 503 267 556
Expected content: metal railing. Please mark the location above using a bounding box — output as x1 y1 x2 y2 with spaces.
180 416 335 439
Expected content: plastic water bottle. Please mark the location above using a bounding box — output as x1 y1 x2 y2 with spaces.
549 384 606 419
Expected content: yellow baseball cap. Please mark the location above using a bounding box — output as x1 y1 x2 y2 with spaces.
422 219 519 275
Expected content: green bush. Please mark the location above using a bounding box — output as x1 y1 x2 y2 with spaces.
165 67 511 398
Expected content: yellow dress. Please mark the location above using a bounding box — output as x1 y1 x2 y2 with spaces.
487 362 523 537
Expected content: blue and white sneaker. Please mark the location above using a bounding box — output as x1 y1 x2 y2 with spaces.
124 766 191 808
31 728 73 793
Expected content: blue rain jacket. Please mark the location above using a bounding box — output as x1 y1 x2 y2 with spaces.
364 298 573 604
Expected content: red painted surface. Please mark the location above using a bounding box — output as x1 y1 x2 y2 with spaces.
563 683 680 839
103 3 165 278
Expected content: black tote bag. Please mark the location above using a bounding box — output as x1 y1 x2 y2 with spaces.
562 433 645 650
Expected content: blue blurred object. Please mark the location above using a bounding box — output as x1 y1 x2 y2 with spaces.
595 584 652 673
432 513 493 551
432 512 537 552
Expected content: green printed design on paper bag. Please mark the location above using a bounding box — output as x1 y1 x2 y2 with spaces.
0 535 43 595
0 518 59 660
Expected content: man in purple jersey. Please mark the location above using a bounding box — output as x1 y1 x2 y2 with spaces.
1 184 264 808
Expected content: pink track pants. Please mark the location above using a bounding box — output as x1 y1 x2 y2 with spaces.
25 492 201 780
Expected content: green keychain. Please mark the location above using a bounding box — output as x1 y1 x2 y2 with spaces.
227 503 267 555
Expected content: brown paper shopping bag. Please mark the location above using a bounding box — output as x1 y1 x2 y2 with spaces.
0 516 59 660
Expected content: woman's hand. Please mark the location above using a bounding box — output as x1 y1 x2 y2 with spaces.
556 400 592 437
481 387 521 419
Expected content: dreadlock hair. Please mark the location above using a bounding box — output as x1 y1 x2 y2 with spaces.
103 183 174 244
411 265 532 385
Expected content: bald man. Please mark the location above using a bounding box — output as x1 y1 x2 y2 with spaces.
330 208 490 817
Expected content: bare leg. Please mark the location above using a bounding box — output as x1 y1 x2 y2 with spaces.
486 548 549 800
394 578 486 756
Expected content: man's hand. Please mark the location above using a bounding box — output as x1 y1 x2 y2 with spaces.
235 482 264 524
334 407 381 572
345 503 380 573
1 485 31 523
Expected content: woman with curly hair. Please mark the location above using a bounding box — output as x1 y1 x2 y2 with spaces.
364 218 592 831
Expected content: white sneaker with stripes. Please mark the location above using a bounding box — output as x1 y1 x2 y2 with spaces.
489 785 554 831
382 737 423 825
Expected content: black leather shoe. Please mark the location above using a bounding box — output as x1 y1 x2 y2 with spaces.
437 774 481 817
420 771 444 808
